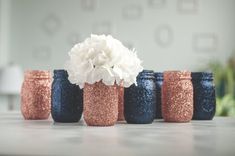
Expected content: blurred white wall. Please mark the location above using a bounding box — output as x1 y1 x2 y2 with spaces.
0 0 10 66
0 0 235 111
9 0 235 71
0 0 11 111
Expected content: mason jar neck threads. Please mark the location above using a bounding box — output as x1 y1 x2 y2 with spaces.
53 70 69 79
24 70 51 80
191 72 213 81
163 71 191 81
154 72 163 80
162 71 193 122
137 70 155 79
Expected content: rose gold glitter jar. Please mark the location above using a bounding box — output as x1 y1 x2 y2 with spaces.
162 71 193 122
21 70 51 120
83 81 118 126
117 83 124 121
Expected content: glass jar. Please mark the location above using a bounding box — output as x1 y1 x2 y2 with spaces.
154 72 163 119
117 82 125 121
83 81 118 126
162 71 193 122
191 72 216 120
21 70 51 120
51 70 83 123
124 70 156 124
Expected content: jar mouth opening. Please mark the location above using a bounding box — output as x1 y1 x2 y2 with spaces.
24 70 51 79
163 70 191 80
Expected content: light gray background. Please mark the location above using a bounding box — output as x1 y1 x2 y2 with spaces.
0 0 235 110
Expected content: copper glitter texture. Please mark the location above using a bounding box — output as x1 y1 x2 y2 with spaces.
83 81 118 126
117 82 125 121
21 70 51 120
162 71 193 122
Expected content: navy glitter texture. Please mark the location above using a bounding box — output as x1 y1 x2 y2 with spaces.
154 72 163 119
51 70 83 122
192 72 216 120
124 70 156 124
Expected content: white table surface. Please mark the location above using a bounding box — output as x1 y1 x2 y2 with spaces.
0 112 235 156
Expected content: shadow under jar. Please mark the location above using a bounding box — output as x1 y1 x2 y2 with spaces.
51 70 83 123
124 70 156 124
191 72 216 120
162 71 193 122
154 72 163 119
83 81 118 126
21 70 51 120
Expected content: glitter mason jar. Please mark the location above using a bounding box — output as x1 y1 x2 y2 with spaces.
154 72 163 119
162 71 193 122
124 70 156 124
83 81 118 126
21 70 51 120
117 83 125 121
51 70 83 123
191 72 216 120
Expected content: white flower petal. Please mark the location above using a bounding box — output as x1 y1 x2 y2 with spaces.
64 34 143 88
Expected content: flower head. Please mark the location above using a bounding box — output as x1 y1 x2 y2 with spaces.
65 34 143 88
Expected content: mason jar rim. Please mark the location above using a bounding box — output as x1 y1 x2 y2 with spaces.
191 72 213 80
137 70 155 79
24 70 51 79
154 72 163 80
163 70 191 80
53 69 69 79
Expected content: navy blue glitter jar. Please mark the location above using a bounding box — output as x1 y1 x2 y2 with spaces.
51 70 83 123
191 72 216 120
154 72 163 119
124 70 156 124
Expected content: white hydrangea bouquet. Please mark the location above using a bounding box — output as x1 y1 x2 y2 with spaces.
65 34 143 88
65 34 143 126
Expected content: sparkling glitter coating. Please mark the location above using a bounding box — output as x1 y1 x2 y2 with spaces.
117 83 125 121
154 72 163 119
162 71 193 122
21 70 51 120
124 70 156 124
192 72 216 120
83 81 118 126
51 70 83 123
